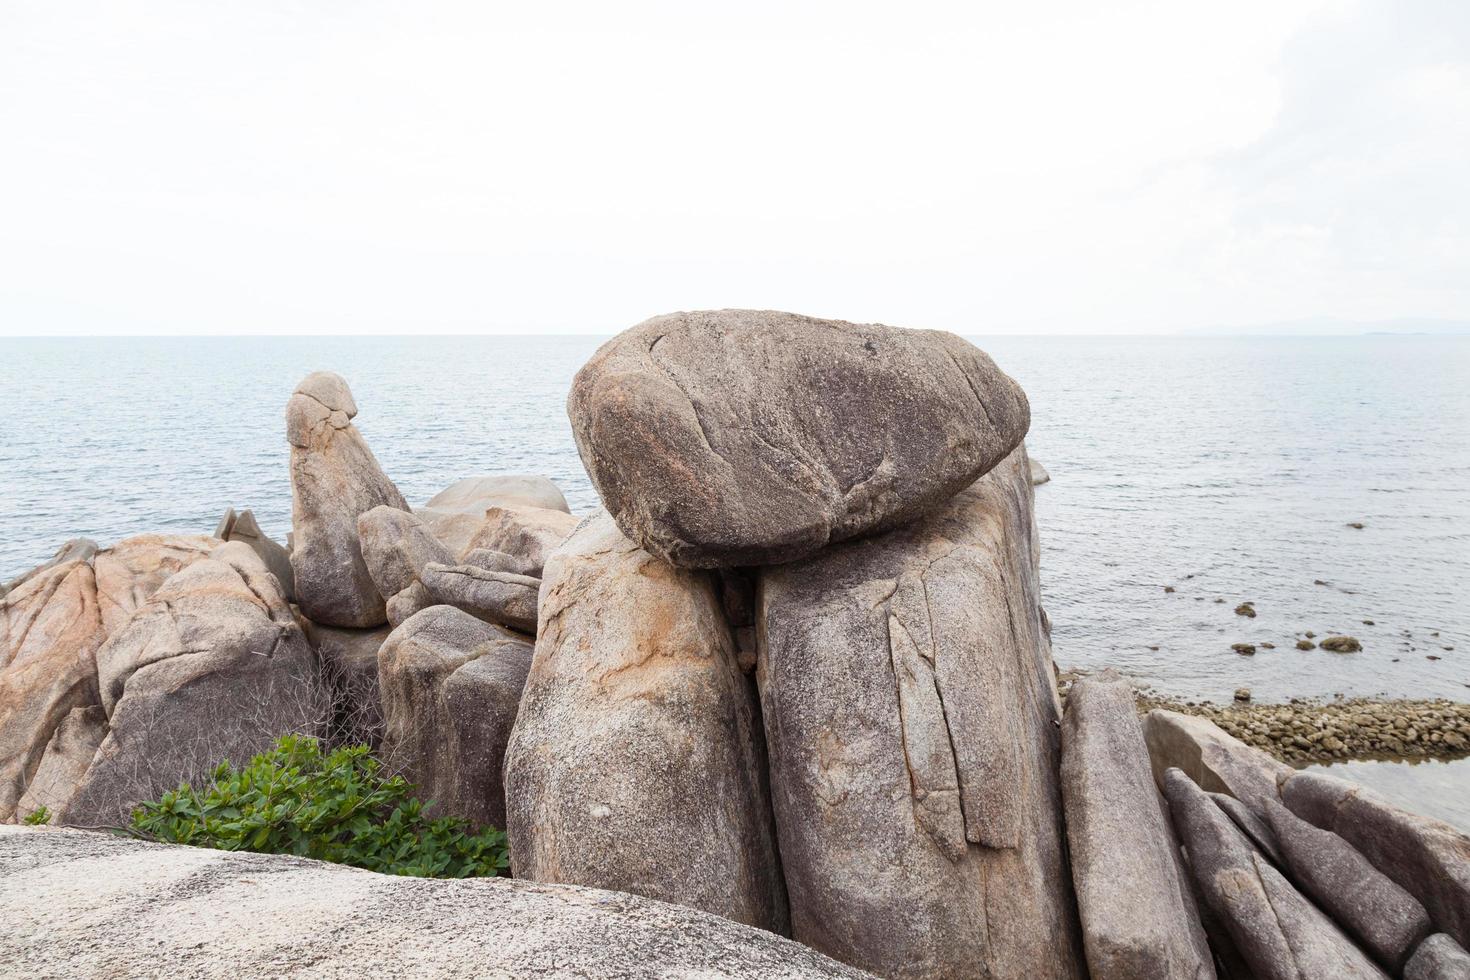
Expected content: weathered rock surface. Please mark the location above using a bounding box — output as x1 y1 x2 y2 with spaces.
1029 457 1051 486
1210 791 1283 865
424 474 571 515
214 508 294 600
461 504 577 577
287 371 409 628
304 622 391 751
1261 797 1432 970
65 543 327 825
504 511 787 934
0 537 97 598
1406 934 1470 980
1162 768 1388 979
1281 770 1470 951
0 826 869 979
356 505 454 626
0 534 215 822
421 562 540 634
378 606 532 829
1143 709 1294 811
14 705 107 821
462 546 540 579
1061 670 1215 979
757 447 1083 978
569 309 1031 568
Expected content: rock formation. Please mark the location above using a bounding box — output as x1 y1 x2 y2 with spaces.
424 474 571 515
63 543 328 825
1143 709 1294 811
0 534 215 822
1162 768 1388 979
1261 796 1432 971
1281 770 1470 951
0 826 868 979
756 447 1083 978
357 506 455 627
213 508 294 600
378 606 532 828
1406 934 1470 980
461 504 577 577
420 562 540 634
1060 670 1214 979
287 371 408 628
568 309 1030 568
503 510 788 934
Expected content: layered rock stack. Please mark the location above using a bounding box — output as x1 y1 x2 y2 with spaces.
5 309 1468 979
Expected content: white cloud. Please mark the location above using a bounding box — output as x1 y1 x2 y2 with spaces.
0 0 1464 334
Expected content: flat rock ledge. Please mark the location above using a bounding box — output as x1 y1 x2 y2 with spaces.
0 826 871 980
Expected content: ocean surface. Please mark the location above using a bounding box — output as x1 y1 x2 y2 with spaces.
3 335 1467 706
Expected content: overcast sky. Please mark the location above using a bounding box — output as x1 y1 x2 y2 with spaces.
2 1 1467 336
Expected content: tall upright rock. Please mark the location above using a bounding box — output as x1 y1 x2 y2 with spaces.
287 372 408 628
756 447 1084 979
503 511 788 934
568 310 1030 568
1061 670 1215 979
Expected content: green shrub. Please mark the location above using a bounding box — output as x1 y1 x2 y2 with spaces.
22 805 51 825
130 735 508 878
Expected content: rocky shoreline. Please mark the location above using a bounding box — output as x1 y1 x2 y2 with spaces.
1133 693 1470 766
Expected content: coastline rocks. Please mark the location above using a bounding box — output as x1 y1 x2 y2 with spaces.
1143 709 1294 812
1406 935 1470 980
356 506 454 627
0 534 215 822
503 511 787 933
1210 791 1283 865
213 508 294 600
0 537 97 599
757 448 1083 978
424 474 571 515
1029 457 1051 486
420 562 540 635
1162 769 1388 979
14 706 107 821
377 606 532 829
1321 635 1363 653
287 371 409 628
1280 770 1470 951
461 505 578 578
568 309 1031 568
0 826 869 979
1261 797 1432 970
1060 670 1215 979
66 543 327 825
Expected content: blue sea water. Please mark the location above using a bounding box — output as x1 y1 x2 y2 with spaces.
2 334 1467 705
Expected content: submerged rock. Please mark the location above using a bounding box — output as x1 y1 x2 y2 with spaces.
0 826 868 979
1321 635 1363 653
757 448 1083 978
378 606 532 830
286 371 409 628
569 309 1030 568
1163 769 1388 979
1061 670 1214 979
503 511 787 934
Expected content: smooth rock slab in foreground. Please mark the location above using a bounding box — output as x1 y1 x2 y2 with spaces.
1143 708 1294 812
1061 670 1214 979
569 309 1031 568
0 826 869 979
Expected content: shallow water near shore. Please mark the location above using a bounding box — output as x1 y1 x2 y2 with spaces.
2 334 1467 707
1303 757 1470 832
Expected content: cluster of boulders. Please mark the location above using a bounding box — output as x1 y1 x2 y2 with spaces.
3 309 1468 980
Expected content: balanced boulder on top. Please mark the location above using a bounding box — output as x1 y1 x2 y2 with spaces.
568 309 1030 568
287 372 409 628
